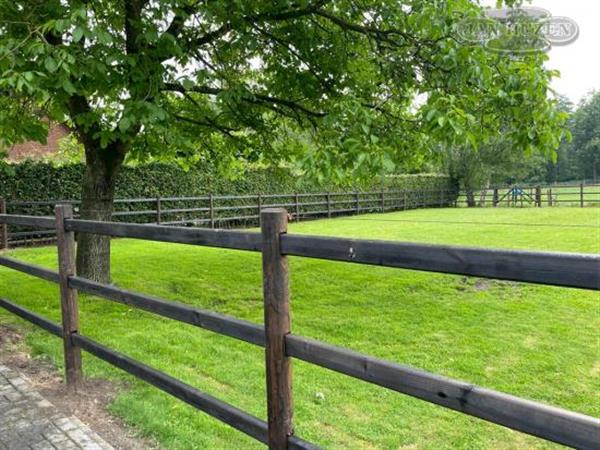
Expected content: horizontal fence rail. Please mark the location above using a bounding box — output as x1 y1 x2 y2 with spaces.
0 297 317 450
280 235 600 290
69 276 265 346
0 209 599 449
285 335 599 450
64 220 263 252
0 256 60 283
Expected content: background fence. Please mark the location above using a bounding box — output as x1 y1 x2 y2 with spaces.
0 188 457 248
1 181 598 249
456 182 600 208
0 208 598 449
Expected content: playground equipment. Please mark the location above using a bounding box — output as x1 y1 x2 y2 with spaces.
494 185 538 207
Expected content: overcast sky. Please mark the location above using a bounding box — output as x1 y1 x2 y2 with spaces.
482 0 598 105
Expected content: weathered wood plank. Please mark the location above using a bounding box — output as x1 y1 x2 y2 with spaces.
55 205 82 389
0 295 318 449
261 209 294 449
0 256 60 283
72 333 268 442
0 297 63 337
70 334 319 449
286 335 600 450
0 214 56 229
64 219 262 252
111 210 158 217
280 235 600 290
69 276 265 346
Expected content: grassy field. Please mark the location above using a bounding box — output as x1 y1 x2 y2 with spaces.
0 207 598 449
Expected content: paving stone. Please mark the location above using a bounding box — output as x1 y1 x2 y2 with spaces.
0 365 114 450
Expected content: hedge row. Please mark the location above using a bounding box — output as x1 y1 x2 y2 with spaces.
0 161 455 203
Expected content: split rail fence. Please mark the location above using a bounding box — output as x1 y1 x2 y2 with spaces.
0 207 598 449
456 183 600 208
0 188 456 248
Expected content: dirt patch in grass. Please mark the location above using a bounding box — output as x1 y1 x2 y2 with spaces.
455 277 518 293
0 324 159 450
455 277 493 292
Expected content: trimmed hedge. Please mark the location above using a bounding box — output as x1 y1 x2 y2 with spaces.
0 161 454 202
1 161 456 240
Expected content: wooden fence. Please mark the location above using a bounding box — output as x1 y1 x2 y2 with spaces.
456 183 600 208
0 188 457 248
0 208 598 449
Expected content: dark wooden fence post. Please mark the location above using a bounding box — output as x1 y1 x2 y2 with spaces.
380 190 385 212
258 194 263 226
55 204 82 390
0 198 7 250
580 183 584 207
156 197 162 224
535 186 541 207
493 189 499 207
209 194 215 229
326 193 331 218
261 209 293 450
355 192 360 214
294 193 300 223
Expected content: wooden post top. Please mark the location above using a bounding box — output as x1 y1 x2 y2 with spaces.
261 208 288 225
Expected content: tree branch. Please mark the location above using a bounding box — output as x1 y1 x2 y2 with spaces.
162 83 326 119
124 0 144 54
314 8 412 45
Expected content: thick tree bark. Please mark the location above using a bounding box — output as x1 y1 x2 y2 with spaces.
76 146 125 283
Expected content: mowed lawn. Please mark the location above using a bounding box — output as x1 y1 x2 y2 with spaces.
0 207 598 449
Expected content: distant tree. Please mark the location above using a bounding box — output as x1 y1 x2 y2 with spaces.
0 0 566 281
443 92 577 195
570 91 600 181
443 138 545 206
530 95 574 184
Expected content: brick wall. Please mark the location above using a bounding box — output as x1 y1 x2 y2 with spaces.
7 124 71 162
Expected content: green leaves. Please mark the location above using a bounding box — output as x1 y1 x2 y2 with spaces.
72 27 85 43
61 79 76 95
0 0 567 185
44 57 58 73
119 116 132 133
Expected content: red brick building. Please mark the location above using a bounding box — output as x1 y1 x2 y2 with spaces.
7 123 71 162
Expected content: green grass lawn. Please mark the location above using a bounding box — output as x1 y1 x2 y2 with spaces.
0 207 599 449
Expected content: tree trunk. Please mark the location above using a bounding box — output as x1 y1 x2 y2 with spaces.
478 181 490 207
76 146 125 283
466 189 476 207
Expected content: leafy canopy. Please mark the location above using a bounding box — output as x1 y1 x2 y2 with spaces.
0 0 567 180
569 91 600 180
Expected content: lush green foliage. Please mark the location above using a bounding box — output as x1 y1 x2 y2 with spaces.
527 93 600 184
568 91 600 181
0 207 597 449
0 160 453 202
504 92 600 184
442 140 541 196
0 0 567 180
438 94 595 191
